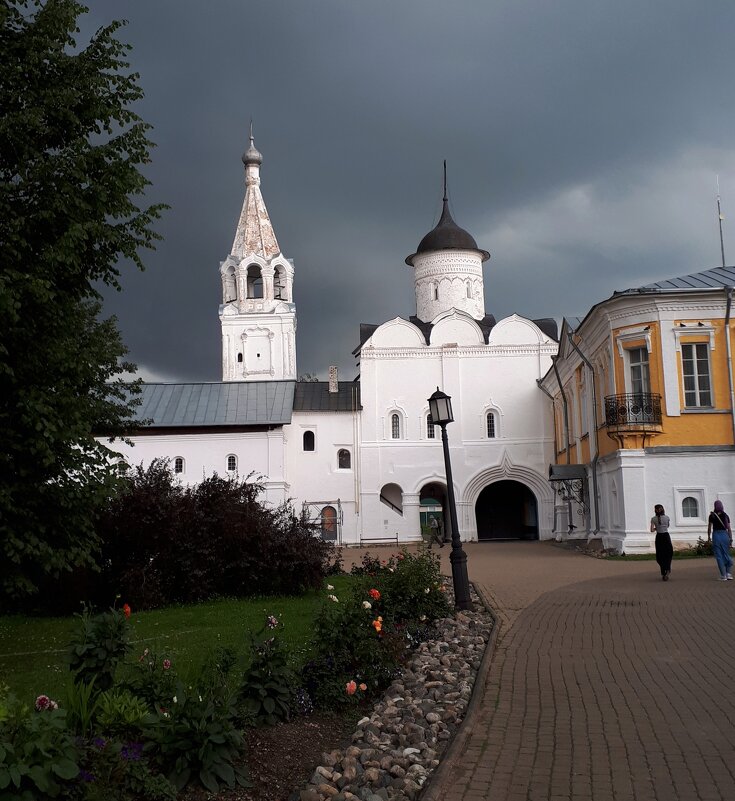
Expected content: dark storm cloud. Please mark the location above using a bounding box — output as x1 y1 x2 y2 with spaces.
87 0 735 380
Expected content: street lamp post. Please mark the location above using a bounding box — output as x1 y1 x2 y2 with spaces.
428 388 473 611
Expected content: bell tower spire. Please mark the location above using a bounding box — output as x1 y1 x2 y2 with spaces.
218 128 297 382
406 162 490 323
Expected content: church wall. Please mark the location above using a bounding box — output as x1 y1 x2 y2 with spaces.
284 411 359 543
356 315 558 543
105 429 288 507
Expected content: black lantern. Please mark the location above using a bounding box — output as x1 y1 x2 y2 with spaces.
427 387 473 610
428 388 454 425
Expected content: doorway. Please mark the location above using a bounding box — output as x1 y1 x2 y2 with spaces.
475 480 538 540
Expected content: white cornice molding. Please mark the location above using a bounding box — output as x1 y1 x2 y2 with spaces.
360 344 557 360
615 326 653 357
672 321 715 352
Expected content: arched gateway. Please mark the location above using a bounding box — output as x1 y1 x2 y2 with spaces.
475 480 538 540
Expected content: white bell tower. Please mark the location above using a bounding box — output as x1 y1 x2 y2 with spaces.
219 128 297 381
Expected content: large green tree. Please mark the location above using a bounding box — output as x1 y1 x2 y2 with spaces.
0 0 164 600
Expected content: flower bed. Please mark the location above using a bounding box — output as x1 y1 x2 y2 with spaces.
0 549 456 799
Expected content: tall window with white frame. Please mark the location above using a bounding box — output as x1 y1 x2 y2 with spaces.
682 343 712 407
174 457 184 474
391 413 401 439
486 411 496 438
628 347 650 397
427 414 435 439
227 454 237 473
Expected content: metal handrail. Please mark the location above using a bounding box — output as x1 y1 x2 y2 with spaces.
604 393 663 427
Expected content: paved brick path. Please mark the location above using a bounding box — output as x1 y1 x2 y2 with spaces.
433 541 735 801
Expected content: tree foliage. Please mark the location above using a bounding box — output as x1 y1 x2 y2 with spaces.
93 460 333 610
0 0 165 600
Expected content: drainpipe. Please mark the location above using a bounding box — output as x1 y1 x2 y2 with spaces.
725 287 735 447
537 379 561 536
551 356 571 465
566 331 601 534
551 355 574 534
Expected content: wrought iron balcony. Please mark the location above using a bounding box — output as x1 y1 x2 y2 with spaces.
604 393 663 433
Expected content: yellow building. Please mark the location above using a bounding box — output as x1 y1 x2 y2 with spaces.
539 267 735 552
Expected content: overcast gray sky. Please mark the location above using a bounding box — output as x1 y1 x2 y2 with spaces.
87 0 735 382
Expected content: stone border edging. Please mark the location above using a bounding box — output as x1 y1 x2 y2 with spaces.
418 582 499 801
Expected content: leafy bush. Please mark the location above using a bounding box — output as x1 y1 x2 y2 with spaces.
94 460 334 609
303 551 452 709
95 689 150 740
305 585 408 709
121 647 177 709
0 693 81 799
239 617 294 725
67 604 132 691
148 682 248 794
65 678 100 737
695 536 713 556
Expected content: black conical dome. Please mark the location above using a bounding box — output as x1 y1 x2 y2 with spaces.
406 165 490 265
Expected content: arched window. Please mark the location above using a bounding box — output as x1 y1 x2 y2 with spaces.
174 457 184 474
466 280 472 299
391 413 401 439
227 454 237 473
321 506 337 541
303 431 315 451
486 412 496 438
427 414 435 439
682 496 699 518
246 264 263 299
274 266 286 300
338 449 351 469
433 283 439 301
223 265 236 303
237 352 243 363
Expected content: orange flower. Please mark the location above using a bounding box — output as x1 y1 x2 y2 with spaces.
368 588 381 601
345 680 357 695
122 603 131 619
372 619 382 633
359 683 367 691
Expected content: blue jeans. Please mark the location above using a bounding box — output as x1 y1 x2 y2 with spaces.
712 530 733 576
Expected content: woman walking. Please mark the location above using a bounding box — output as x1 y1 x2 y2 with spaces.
707 500 733 581
650 504 673 581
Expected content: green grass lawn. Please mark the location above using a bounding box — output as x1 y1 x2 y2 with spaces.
0 575 353 704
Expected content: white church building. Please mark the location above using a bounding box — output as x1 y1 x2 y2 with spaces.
113 135 560 545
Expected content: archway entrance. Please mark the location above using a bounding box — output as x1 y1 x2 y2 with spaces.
419 482 449 542
475 480 538 541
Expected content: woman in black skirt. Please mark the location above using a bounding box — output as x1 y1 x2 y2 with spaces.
650 504 673 580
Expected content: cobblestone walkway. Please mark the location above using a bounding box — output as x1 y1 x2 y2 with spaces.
435 542 735 801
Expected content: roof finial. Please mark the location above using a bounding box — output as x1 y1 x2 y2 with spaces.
443 160 448 203
242 120 263 166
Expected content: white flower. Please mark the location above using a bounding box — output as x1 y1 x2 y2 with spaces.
388 567 395 572
326 584 335 590
420 615 427 621
173 695 177 704
199 695 203 702
328 594 339 603
424 587 431 594
362 601 372 609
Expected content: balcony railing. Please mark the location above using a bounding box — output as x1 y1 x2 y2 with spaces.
604 393 663 432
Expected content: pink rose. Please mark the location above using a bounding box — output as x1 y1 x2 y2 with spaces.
345 680 357 696
162 659 171 670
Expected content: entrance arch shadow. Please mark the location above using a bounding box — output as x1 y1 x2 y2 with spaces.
475 480 538 541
